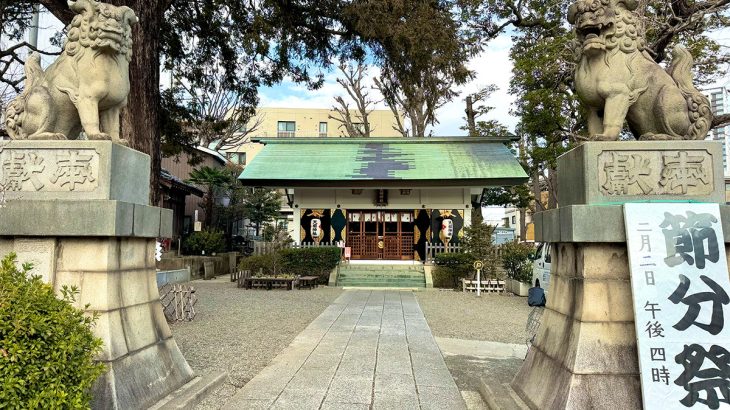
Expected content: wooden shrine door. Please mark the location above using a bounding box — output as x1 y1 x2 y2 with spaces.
347 211 413 260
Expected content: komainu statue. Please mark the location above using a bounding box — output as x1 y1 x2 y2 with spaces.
569 0 712 141
4 0 137 145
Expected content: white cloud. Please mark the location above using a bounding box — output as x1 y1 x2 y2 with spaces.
259 63 390 110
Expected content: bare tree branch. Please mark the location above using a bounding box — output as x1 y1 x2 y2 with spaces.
174 68 263 152
713 113 730 129
329 62 376 137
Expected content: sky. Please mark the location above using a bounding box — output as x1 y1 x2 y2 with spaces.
257 33 517 137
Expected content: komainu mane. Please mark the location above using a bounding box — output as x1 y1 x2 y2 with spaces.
4 0 137 145
569 0 712 141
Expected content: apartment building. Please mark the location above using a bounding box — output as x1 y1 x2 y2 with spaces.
222 107 403 167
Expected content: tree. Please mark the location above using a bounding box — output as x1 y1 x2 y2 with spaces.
5 0 371 204
462 84 511 137
330 62 375 137
241 188 282 237
350 0 477 137
186 166 232 228
173 69 265 152
461 221 498 277
466 0 730 208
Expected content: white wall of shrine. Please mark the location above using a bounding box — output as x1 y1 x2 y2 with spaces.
293 188 472 209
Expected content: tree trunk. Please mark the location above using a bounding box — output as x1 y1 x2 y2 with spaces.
548 168 558 209
113 0 165 206
203 195 213 228
532 170 545 212
465 96 476 137
519 207 527 242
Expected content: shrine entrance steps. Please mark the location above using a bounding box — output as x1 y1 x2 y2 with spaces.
336 264 426 289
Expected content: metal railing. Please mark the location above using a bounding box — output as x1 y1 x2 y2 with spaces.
277 131 295 138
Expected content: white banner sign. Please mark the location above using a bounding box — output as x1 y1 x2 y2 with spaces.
624 203 730 410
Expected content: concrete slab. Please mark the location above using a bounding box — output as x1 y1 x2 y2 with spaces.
435 337 528 360
222 290 466 409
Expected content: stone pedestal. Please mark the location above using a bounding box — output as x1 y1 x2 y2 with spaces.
511 141 727 409
0 141 194 409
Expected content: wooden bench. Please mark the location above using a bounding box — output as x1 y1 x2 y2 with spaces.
297 276 319 290
241 277 294 290
462 278 505 293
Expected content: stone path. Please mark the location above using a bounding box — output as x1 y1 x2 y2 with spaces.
222 290 466 410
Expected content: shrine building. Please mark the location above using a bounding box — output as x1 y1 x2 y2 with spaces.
238 137 527 261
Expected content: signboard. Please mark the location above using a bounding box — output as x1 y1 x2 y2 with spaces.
310 219 321 238
624 203 730 410
193 221 202 232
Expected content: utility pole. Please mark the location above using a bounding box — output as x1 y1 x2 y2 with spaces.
29 5 40 48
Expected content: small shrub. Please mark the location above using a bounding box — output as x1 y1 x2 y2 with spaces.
279 247 341 283
0 253 105 408
183 230 226 255
501 241 534 283
239 253 280 276
432 252 475 289
262 224 294 247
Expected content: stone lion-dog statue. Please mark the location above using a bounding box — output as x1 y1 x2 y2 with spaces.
4 0 138 145
569 0 712 141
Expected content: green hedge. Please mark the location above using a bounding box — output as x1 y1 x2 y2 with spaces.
279 247 341 283
0 253 105 408
432 252 475 289
239 253 280 277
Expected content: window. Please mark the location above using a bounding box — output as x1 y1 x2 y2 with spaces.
512 215 516 225
226 152 246 165
277 121 296 137
319 122 328 137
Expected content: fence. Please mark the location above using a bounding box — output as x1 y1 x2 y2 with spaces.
253 241 339 256
159 284 197 322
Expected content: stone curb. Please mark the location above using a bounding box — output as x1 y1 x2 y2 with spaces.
478 378 530 410
150 371 228 410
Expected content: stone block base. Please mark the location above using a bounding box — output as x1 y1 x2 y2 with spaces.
1 236 194 409
513 346 641 409
511 243 642 410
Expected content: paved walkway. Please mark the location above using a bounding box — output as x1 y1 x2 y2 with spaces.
222 290 467 410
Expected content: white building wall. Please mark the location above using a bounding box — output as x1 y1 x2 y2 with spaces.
703 82 730 176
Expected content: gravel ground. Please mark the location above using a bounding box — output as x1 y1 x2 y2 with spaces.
168 276 342 409
168 282 529 408
416 290 532 344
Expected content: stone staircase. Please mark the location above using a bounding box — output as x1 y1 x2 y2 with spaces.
336 264 426 288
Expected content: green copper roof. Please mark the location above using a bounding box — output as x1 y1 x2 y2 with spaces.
238 138 528 188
